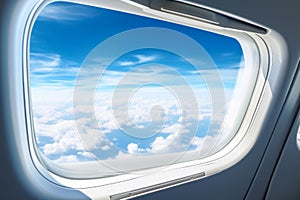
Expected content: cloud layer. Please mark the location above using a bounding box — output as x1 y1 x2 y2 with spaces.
30 49 242 164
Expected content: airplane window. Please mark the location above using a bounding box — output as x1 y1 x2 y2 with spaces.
29 1 259 178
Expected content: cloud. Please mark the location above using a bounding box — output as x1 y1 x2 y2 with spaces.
149 125 195 154
31 64 242 163
120 120 198 155
30 52 80 88
54 155 79 164
95 66 179 88
75 117 113 150
101 145 111 151
135 54 158 63
77 151 96 159
118 61 136 66
117 54 158 66
30 53 61 70
41 122 84 156
30 52 80 74
127 143 138 154
127 143 149 154
32 85 211 162
161 123 181 134
38 3 98 21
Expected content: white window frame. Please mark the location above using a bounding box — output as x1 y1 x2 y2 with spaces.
14 0 287 199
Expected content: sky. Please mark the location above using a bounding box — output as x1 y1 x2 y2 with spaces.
30 2 244 165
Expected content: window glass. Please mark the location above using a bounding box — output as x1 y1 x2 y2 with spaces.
30 2 245 172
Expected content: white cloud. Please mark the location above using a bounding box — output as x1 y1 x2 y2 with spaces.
33 86 209 161
30 53 80 84
38 3 98 21
118 55 158 66
149 136 170 153
118 61 136 66
31 53 61 70
149 126 193 153
33 84 205 157
42 125 84 156
54 155 79 164
77 151 96 159
31 65 242 163
101 145 111 151
127 143 149 154
127 143 138 154
161 123 181 134
135 54 157 63
74 117 112 150
119 121 198 155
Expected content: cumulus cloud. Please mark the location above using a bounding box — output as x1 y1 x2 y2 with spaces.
127 143 138 154
76 117 114 150
127 143 149 154
41 121 84 156
120 120 198 155
32 86 213 163
149 125 195 154
31 65 242 164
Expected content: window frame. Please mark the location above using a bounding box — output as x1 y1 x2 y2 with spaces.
20 0 285 199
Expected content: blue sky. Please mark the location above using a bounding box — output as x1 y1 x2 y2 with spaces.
30 2 244 163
